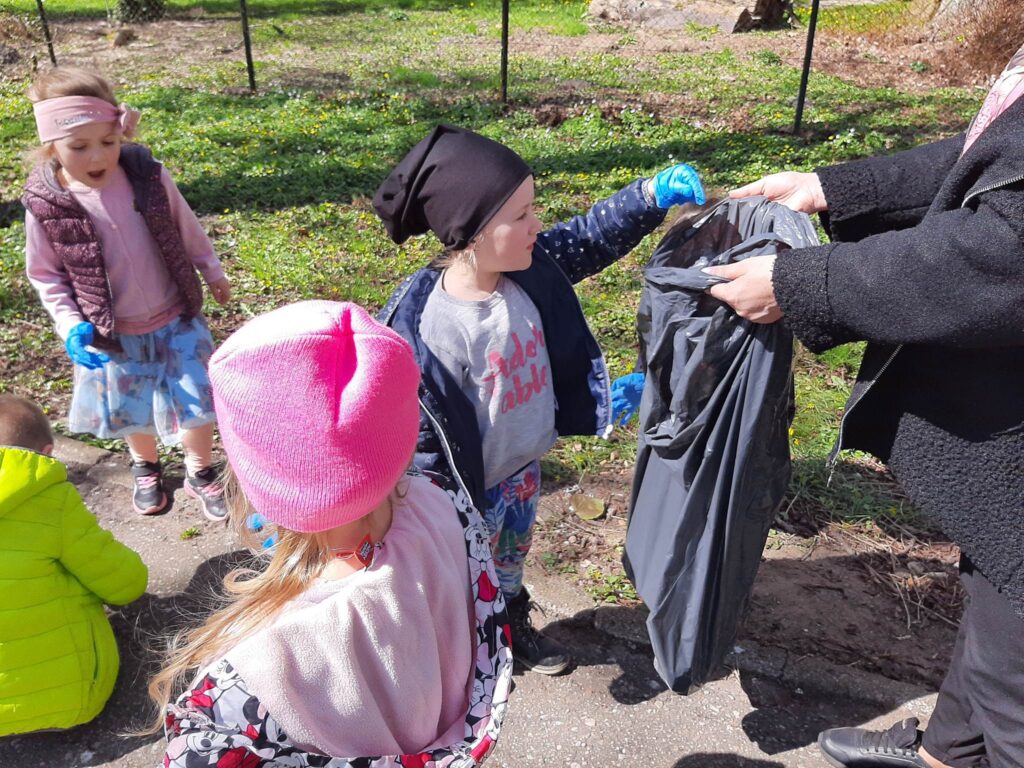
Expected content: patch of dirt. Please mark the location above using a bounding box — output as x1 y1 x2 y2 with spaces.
2 315 76 416
748 533 959 689
532 465 960 688
515 25 991 92
0 16 255 89
525 87 746 134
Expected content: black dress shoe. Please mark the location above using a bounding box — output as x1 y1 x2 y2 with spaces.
818 718 929 768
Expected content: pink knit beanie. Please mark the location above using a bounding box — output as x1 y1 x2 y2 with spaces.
209 301 421 533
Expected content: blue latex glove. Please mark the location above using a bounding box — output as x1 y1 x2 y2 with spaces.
65 322 110 370
651 164 706 208
611 372 645 425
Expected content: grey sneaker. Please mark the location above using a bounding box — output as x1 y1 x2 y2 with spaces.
185 466 228 522
818 718 928 768
131 461 168 515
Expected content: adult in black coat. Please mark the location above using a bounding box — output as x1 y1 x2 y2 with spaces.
705 48 1024 768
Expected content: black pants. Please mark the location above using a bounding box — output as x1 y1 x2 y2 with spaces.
920 557 1024 768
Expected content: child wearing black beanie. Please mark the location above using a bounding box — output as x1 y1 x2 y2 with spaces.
375 124 704 674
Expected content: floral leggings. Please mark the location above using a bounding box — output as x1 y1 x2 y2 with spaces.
482 460 541 598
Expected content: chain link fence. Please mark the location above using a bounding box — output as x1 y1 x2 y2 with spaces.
4 0 1019 113
794 0 937 35
2 1 261 88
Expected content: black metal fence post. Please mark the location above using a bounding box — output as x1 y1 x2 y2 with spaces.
239 0 257 92
500 0 509 103
35 0 58 66
793 0 820 134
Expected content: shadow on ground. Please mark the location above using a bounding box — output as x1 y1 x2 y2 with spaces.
672 756 785 768
539 549 948 754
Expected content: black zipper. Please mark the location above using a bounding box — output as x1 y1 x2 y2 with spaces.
827 171 1024 479
961 173 1024 209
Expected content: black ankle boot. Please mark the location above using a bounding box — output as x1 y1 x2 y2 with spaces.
505 587 570 675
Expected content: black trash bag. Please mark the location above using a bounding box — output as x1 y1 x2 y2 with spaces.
623 196 819 693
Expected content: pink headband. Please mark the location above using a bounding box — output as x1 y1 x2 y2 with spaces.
33 96 140 143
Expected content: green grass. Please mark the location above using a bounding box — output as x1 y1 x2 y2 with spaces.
793 0 922 35
1 0 981 529
586 566 639 603
5 0 590 31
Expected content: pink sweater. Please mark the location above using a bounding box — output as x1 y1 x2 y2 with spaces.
223 475 477 757
25 165 224 339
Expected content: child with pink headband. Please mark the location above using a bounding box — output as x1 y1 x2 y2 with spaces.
22 67 230 521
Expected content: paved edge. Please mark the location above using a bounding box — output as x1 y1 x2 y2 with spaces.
525 565 938 719
51 436 939 723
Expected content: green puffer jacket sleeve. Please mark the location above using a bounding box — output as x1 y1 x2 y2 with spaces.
60 486 147 605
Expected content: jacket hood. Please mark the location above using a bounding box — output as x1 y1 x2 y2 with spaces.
0 446 68 518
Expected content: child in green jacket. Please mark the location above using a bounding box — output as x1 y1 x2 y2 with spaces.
0 394 148 736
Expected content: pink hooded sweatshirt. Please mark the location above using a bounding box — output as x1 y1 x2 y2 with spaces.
222 475 477 757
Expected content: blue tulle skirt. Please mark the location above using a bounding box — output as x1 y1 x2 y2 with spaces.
68 315 216 444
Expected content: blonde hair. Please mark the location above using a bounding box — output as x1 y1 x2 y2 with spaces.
143 471 411 735
143 472 330 734
26 67 124 164
0 394 54 452
431 230 485 270
28 66 118 106
432 248 476 270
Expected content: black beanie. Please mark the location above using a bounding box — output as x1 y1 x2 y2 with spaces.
373 125 532 251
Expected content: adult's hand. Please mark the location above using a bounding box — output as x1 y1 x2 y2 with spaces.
704 255 782 324
729 171 826 215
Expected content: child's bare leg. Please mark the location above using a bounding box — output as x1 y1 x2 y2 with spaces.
180 422 215 475
181 423 226 521
125 432 160 465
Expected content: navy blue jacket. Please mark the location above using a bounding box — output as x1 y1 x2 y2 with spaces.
772 95 1024 617
380 180 666 512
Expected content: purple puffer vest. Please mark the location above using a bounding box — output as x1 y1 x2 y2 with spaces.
21 143 204 349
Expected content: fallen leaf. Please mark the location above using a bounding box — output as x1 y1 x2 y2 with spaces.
571 493 606 521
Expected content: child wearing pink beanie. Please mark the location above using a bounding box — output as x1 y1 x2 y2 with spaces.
148 300 513 767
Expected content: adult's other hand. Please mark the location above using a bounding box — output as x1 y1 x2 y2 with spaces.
704 256 781 324
729 171 826 215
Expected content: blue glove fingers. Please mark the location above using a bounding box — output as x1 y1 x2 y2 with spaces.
654 164 705 208
611 372 644 425
623 371 644 396
665 164 704 206
612 372 644 397
65 323 110 370
676 164 706 206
